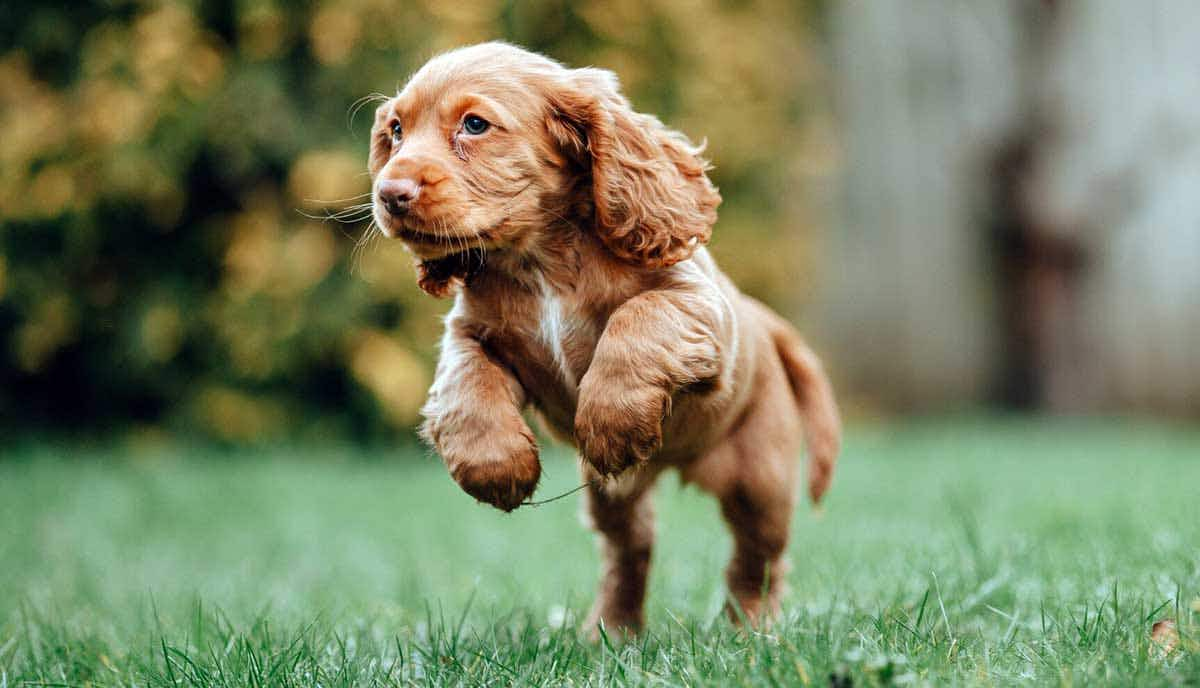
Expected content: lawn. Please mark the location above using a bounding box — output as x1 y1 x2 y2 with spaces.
2 418 1199 686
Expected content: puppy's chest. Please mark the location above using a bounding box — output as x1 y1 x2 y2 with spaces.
483 281 599 401
534 286 596 389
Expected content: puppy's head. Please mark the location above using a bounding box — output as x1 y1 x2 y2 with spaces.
368 42 720 295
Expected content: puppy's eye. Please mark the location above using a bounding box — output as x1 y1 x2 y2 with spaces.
390 122 402 145
462 114 490 135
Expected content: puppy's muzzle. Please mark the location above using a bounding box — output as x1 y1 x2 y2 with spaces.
377 178 421 217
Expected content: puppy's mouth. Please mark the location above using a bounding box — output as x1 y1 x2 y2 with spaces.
378 214 507 258
393 226 448 245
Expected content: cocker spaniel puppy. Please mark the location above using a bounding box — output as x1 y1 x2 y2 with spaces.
366 42 841 631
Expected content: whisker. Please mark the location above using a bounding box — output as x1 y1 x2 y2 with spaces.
297 208 374 224
326 201 373 212
327 206 375 220
347 92 390 130
301 191 373 206
296 190 377 226
350 222 381 274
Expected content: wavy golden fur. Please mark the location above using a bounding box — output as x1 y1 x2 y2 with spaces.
366 42 840 632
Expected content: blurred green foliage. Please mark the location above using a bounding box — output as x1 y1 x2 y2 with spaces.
0 0 832 444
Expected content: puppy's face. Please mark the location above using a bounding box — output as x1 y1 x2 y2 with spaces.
368 45 570 261
367 42 720 293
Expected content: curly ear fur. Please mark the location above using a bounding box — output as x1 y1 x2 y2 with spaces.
547 69 721 268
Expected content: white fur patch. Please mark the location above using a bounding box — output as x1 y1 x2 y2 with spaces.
537 275 580 390
598 468 643 499
580 461 644 500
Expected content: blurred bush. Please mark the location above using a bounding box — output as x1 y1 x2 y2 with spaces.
0 0 830 444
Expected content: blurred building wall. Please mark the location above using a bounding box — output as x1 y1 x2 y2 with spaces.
825 2 1025 409
826 0 1200 416
1028 0 1200 414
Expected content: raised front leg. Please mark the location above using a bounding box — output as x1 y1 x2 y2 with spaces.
420 318 540 512
574 289 724 477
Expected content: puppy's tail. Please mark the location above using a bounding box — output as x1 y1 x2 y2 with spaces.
756 303 842 505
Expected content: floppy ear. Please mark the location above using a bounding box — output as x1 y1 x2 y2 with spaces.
546 69 721 268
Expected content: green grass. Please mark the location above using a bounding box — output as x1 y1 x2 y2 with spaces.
2 417 1199 686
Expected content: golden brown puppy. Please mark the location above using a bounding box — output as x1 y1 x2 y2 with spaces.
366 42 841 632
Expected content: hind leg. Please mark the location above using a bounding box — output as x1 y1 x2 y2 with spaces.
581 470 661 637
719 471 796 624
684 393 803 626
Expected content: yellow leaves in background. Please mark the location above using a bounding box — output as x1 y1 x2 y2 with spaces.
417 0 502 47
15 294 76 373
239 3 288 60
0 0 827 440
210 186 342 386
790 112 841 180
141 304 185 364
356 243 415 298
133 4 195 88
0 54 68 213
132 4 225 98
223 208 338 301
348 330 428 427
671 7 822 170
81 81 152 147
418 0 503 25
305 0 504 55
289 150 368 207
106 153 185 228
224 319 284 379
195 386 287 442
224 205 282 298
309 6 363 66
80 21 130 79
280 224 338 295
182 44 225 99
712 219 814 312
27 166 76 219
577 0 647 42
1 4 226 222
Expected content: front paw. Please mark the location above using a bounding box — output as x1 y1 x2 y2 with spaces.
574 388 666 477
446 436 541 512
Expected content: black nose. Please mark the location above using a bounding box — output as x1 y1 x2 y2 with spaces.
377 178 420 216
